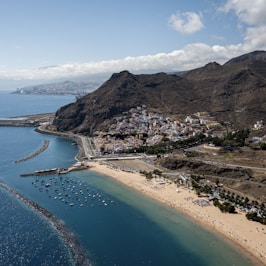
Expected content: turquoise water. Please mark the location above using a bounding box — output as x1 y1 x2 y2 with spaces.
0 93 255 265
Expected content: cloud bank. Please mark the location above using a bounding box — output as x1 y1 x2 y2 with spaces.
0 0 265 82
0 43 244 81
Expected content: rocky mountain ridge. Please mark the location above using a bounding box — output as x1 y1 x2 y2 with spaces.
53 51 266 135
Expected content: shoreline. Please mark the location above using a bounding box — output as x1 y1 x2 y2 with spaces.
88 160 266 266
27 124 266 264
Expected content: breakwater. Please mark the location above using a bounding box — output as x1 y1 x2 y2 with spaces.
14 140 50 163
0 181 92 266
20 168 59 177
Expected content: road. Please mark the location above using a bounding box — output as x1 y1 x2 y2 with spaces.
80 136 96 159
194 158 266 172
79 136 157 161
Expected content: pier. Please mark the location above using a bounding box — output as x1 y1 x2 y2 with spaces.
20 162 91 177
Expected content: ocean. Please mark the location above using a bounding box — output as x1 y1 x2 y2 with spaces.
0 92 254 265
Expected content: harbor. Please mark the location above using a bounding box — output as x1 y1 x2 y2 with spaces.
28 171 117 209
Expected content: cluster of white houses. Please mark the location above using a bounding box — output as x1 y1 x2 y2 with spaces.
95 106 223 154
254 120 264 130
252 120 265 144
252 135 266 144
185 112 221 129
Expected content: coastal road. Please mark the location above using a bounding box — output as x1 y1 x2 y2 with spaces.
80 136 96 159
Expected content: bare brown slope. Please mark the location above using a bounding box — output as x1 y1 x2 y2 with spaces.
183 50 266 128
53 71 196 134
53 51 266 135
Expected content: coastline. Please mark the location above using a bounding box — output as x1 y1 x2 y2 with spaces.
88 160 266 265
32 124 266 264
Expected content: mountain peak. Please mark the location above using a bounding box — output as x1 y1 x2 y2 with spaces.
204 62 221 69
110 70 133 78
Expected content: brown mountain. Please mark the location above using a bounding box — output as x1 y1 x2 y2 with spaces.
53 51 266 135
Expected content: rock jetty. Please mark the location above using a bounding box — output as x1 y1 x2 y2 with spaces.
14 140 50 163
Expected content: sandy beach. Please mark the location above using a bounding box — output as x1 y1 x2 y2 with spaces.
88 160 266 265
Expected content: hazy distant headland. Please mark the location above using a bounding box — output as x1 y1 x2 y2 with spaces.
12 80 102 96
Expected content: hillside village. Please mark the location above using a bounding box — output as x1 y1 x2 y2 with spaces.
91 105 266 224
93 105 266 155
94 106 225 154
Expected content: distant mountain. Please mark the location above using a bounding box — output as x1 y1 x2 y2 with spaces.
12 80 102 96
53 51 266 135
182 50 266 128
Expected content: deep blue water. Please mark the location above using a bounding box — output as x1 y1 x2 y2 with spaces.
0 187 74 265
0 92 75 117
0 92 255 265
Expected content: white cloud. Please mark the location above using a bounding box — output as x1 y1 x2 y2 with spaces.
221 0 266 25
243 25 266 49
169 11 204 34
220 0 266 54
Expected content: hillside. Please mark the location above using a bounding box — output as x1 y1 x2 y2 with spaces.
53 51 266 135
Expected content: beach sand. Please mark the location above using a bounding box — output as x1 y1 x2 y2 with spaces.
88 160 266 265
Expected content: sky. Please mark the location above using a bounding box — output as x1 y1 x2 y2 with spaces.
0 0 266 88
